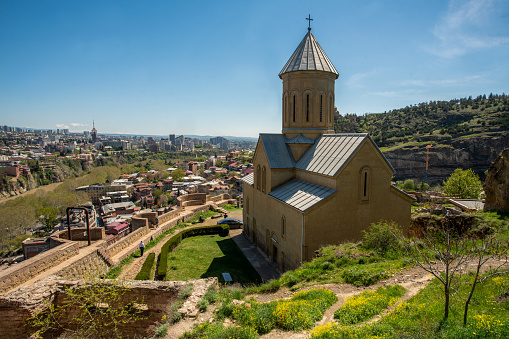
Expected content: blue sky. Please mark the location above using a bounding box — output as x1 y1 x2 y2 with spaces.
1 0 508 137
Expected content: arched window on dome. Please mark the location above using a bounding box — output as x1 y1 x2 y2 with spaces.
293 95 296 122
320 95 323 123
306 94 310 122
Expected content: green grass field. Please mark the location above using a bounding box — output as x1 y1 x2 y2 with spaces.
165 234 262 285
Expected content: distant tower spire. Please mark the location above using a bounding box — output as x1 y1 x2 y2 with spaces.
306 14 313 31
91 120 98 143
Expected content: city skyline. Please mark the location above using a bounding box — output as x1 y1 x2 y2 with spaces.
1 0 508 137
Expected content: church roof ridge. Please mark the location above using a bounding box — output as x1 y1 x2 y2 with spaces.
279 30 338 78
285 133 315 144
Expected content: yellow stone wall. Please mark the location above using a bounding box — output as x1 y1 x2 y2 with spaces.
281 71 337 140
244 138 413 272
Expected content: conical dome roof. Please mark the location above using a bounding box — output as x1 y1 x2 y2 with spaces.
279 30 338 78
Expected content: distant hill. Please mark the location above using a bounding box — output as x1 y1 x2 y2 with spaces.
334 94 509 185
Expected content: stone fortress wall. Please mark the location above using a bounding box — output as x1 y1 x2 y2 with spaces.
0 194 232 295
0 275 218 338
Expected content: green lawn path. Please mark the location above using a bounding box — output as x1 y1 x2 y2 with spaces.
165 234 262 285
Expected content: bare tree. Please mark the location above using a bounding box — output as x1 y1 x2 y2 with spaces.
394 217 509 323
462 235 509 326
395 218 471 320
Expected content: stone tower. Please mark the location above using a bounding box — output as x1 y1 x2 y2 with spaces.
279 27 339 160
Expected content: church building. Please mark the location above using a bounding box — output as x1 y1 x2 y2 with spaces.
241 25 414 272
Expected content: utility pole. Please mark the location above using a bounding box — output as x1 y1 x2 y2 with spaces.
425 144 432 184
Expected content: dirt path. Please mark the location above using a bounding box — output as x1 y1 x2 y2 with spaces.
0 181 63 204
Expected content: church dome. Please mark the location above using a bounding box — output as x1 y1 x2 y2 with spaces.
279 30 338 78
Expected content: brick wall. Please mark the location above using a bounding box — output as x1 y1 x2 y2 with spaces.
56 249 110 280
0 276 217 339
106 225 150 261
0 241 79 294
56 227 105 241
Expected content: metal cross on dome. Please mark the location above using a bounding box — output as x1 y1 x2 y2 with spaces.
306 14 313 30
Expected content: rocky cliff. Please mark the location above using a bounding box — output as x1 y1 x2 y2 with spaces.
383 134 509 186
484 149 509 211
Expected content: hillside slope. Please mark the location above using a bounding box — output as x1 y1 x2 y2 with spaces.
335 94 509 185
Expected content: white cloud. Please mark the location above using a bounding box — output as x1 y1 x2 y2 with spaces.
396 74 488 88
71 123 87 127
345 70 380 88
56 124 69 128
427 0 509 58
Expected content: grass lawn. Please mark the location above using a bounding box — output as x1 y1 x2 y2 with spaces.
165 234 262 285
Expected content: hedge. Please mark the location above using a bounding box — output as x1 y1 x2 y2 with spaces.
157 224 229 279
135 252 156 280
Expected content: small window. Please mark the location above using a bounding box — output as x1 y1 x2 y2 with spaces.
306 94 309 122
320 95 323 122
361 167 371 201
281 216 286 238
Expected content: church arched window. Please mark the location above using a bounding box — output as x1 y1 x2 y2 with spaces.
281 215 286 238
262 166 266 193
360 167 371 201
256 165 261 190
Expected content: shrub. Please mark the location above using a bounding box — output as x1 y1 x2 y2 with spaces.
197 299 209 312
179 283 194 301
134 252 155 280
155 323 168 337
203 285 219 304
232 301 277 334
362 221 400 254
334 285 406 324
231 288 337 334
341 266 386 286
181 322 259 339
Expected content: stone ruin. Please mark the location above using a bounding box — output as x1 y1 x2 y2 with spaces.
484 149 509 212
0 275 217 338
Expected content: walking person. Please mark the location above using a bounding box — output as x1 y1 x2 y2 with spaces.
139 241 145 256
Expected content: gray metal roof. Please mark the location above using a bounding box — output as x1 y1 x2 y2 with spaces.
295 134 368 176
259 134 295 169
240 173 254 186
269 179 336 212
279 30 338 78
286 133 315 144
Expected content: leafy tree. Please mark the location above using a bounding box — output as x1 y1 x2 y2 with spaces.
171 168 184 182
37 206 59 232
157 193 168 207
27 279 144 338
443 168 482 198
416 182 429 192
397 179 415 191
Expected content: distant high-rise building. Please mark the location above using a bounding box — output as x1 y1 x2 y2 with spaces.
175 135 184 146
91 120 98 143
210 136 228 150
169 134 175 145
